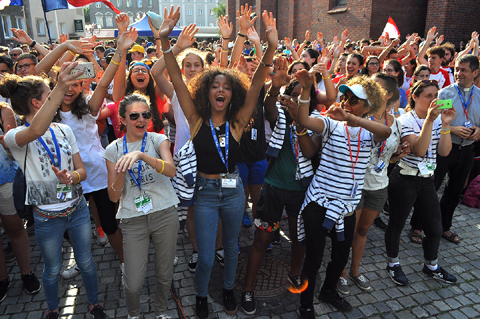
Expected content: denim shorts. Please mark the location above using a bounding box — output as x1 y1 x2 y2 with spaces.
237 159 268 188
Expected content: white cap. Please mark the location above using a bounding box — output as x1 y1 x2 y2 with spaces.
338 84 370 106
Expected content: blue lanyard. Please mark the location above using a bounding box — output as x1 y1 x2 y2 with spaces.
25 122 61 169
209 119 229 171
454 84 474 119
289 124 299 162
370 114 387 158
123 132 147 190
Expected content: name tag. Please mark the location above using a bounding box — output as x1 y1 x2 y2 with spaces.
251 128 257 141
134 193 153 214
219 135 226 147
221 173 239 188
56 183 72 200
465 120 472 128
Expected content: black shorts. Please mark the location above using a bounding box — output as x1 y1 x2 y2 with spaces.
254 183 305 232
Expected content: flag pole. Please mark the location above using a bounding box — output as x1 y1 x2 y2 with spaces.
41 0 53 44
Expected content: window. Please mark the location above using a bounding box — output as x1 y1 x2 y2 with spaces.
15 17 25 30
95 13 104 27
210 9 214 15
96 2 101 8
2 16 12 38
117 0 122 6
105 13 114 27
59 22 67 35
334 0 347 6
187 9 192 15
197 22 202 26
148 0 152 7
137 0 142 7
36 19 46 36
48 21 55 39
209 22 214 27
198 9 203 15
127 0 132 7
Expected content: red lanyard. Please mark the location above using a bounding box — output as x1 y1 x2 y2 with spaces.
345 123 362 180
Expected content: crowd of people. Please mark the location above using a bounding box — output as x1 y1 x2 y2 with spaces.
0 5 479 319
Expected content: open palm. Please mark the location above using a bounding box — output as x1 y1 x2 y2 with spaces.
159 6 180 39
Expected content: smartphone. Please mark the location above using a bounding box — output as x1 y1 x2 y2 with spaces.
69 62 95 79
437 99 453 109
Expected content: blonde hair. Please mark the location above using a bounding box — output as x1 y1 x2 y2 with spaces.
346 75 386 115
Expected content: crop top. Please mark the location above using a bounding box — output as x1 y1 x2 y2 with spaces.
193 121 239 174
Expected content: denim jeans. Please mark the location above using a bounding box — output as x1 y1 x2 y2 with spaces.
194 173 245 297
34 197 99 310
386 166 442 265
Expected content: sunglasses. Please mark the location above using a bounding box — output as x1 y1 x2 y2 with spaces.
10 53 20 57
340 94 360 106
132 69 149 74
17 63 36 70
128 111 152 121
368 62 380 66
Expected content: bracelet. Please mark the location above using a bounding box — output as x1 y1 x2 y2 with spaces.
389 159 398 163
29 40 36 48
237 32 246 37
155 158 165 174
322 74 330 80
259 60 272 67
155 38 161 41
68 50 75 56
111 182 124 192
354 116 361 125
297 97 311 104
5 149 12 156
223 37 230 40
221 47 229 53
394 111 400 115
110 59 120 66
162 46 173 54
440 129 451 135
296 128 307 136
72 170 81 184
426 118 434 123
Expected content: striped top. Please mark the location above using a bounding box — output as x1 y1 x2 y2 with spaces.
297 116 376 242
397 110 442 169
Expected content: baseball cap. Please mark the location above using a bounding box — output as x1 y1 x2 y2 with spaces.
128 44 145 54
338 84 371 105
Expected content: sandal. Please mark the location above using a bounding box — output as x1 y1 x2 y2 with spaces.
442 232 461 244
408 229 423 244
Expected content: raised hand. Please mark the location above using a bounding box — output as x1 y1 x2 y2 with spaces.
217 15 233 39
117 27 138 52
426 26 438 42
237 4 257 32
64 40 95 55
115 13 130 33
271 56 290 88
426 98 442 122
262 10 278 48
305 30 311 42
440 106 456 126
295 69 314 89
176 23 198 50
341 29 349 42
52 167 73 186
247 26 260 44
234 54 248 73
284 37 293 49
10 28 33 45
56 62 85 90
310 59 328 75
325 105 349 121
333 36 339 46
59 33 68 44
159 6 181 39
472 31 479 45
436 35 444 47
317 32 324 44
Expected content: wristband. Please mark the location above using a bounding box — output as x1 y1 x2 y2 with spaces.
426 118 434 123
155 38 161 41
72 170 81 184
156 158 165 174
111 182 124 192
162 46 173 54
354 116 361 125
110 59 120 66
440 129 451 135
296 128 307 136
222 37 230 40
259 60 272 67
322 74 330 80
237 32 246 37
394 111 400 115
297 97 311 104
68 50 76 56
29 40 36 48
221 47 229 53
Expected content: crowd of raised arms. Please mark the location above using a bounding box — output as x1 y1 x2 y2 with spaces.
0 4 479 319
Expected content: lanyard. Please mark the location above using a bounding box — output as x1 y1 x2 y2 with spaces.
289 124 299 163
454 84 474 119
25 122 61 169
209 119 229 171
344 123 362 180
370 112 387 158
123 132 147 190
411 110 432 158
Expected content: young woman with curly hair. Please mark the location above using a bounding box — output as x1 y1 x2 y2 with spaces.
158 6 278 319
296 73 391 316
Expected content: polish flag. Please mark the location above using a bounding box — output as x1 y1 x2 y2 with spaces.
381 17 400 39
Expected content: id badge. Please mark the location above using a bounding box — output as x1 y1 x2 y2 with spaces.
425 160 436 172
134 193 153 214
56 183 72 200
251 128 257 141
219 136 226 148
374 160 386 173
221 173 238 188
465 121 472 128
295 164 301 181
417 162 430 175
350 180 358 198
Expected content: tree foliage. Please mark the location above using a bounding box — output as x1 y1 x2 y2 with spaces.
212 1 226 19
84 7 90 24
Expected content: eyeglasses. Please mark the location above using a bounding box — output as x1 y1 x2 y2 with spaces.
10 53 20 57
368 62 380 66
383 68 395 73
340 94 360 106
128 111 152 121
132 69 149 74
17 63 36 70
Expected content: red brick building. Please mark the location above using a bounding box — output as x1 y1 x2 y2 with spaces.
226 0 480 48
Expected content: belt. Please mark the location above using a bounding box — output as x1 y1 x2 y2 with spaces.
397 161 433 178
34 197 82 219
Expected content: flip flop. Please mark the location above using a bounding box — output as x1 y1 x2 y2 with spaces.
442 232 461 244
408 229 423 244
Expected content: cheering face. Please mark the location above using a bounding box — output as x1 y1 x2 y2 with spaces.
341 90 369 117
182 54 204 82
130 66 150 91
121 101 151 139
300 51 316 67
62 82 82 106
208 74 232 115
346 57 360 78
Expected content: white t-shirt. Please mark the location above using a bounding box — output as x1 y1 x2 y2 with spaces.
430 69 451 89
4 124 82 210
171 91 191 154
59 109 108 193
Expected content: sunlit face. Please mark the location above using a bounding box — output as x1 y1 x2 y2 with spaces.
428 54 442 71
455 62 479 88
404 60 416 73
208 74 232 114
444 50 453 64
147 50 157 59
300 51 315 67
383 63 399 77
341 90 370 117
182 54 204 82
10 48 22 60
290 63 306 76
412 44 419 55
122 101 151 139
346 57 360 77
62 82 82 106
337 56 347 70
415 70 430 82
245 61 257 79
131 51 144 61
0 62 12 74
16 58 36 77
413 85 438 111
130 66 150 91
37 83 52 107
366 58 380 75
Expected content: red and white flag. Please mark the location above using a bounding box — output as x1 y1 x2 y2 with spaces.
382 17 400 39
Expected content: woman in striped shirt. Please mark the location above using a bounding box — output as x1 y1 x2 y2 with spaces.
385 80 457 286
296 72 391 315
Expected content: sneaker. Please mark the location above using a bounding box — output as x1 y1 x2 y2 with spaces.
272 230 281 245
299 306 315 319
215 248 224 267
223 289 238 315
188 252 198 273
173 255 179 267
22 272 41 294
94 227 108 246
318 290 353 312
373 216 387 230
0 277 10 303
422 265 457 284
241 291 256 315
288 273 303 293
336 276 350 295
242 211 252 228
195 295 209 319
89 304 110 319
45 311 59 319
348 272 371 291
4 242 15 263
386 264 409 286
62 263 81 280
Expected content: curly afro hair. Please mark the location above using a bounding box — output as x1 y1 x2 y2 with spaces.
346 75 386 116
187 67 250 129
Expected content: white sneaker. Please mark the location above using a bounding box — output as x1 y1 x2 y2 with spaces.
61 263 80 280
94 227 108 246
173 256 178 267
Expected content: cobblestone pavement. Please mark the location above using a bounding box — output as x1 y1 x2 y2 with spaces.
1 200 480 319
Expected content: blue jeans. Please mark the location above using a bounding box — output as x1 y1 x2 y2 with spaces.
194 174 245 297
34 197 99 310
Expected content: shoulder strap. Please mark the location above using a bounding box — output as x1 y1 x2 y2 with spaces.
189 118 203 141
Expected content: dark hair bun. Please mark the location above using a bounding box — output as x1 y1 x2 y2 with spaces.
0 74 19 99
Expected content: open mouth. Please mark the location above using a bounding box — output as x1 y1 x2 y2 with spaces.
135 124 145 130
215 95 225 107
64 93 74 101
137 78 145 83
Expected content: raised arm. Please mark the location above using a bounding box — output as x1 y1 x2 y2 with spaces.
247 26 263 61
310 61 336 106
284 37 299 60
10 28 50 58
217 15 233 68
88 28 138 116
379 38 400 65
264 56 290 124
112 13 130 102
296 69 325 133
417 26 437 65
230 4 257 67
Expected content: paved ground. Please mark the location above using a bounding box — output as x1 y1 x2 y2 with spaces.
1 197 480 319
